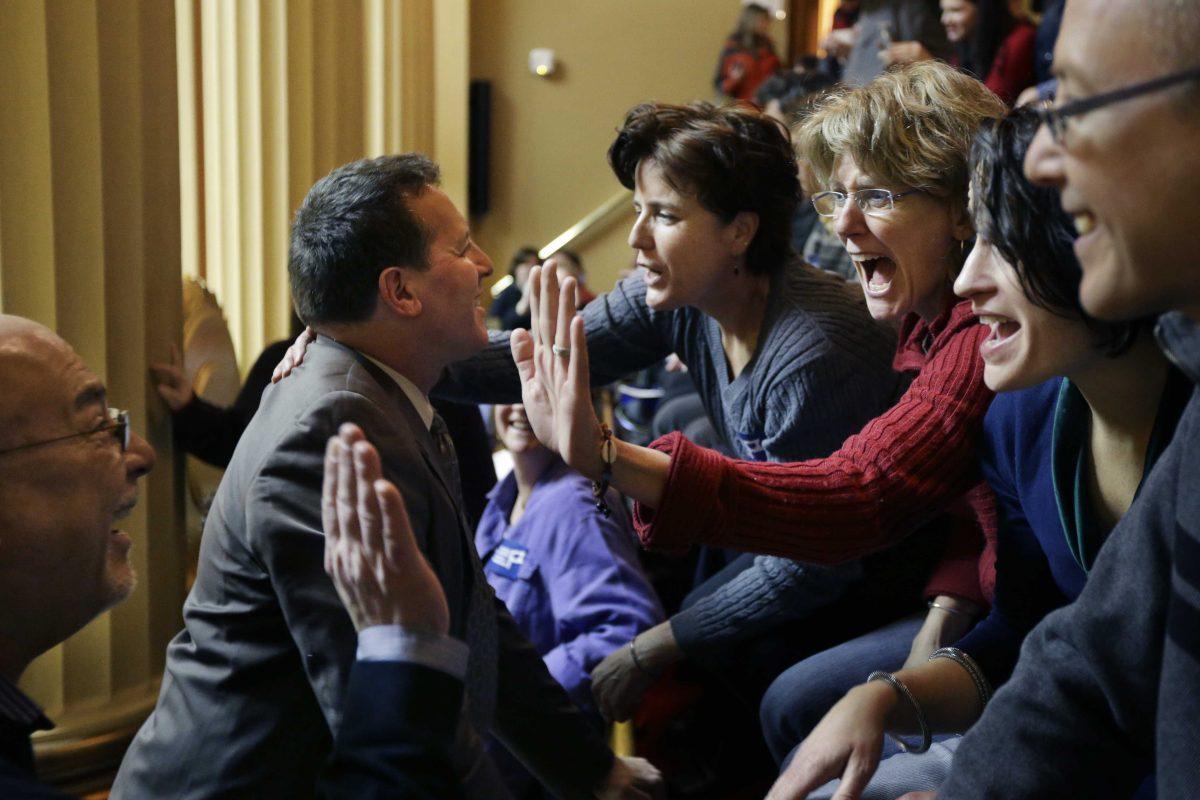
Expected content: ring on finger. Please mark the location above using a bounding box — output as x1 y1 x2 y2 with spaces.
552 344 571 358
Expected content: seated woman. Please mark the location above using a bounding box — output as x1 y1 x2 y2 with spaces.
479 403 663 797
479 402 662 713
525 62 1007 723
765 107 1177 800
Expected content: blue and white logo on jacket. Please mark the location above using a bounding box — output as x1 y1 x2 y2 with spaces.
485 539 529 580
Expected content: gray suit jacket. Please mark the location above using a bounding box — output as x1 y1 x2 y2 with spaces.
113 336 611 799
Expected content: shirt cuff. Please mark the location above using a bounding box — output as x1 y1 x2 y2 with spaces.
356 626 470 681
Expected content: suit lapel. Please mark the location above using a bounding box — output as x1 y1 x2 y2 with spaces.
351 352 465 516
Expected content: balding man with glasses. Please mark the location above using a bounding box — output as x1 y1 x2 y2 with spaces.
0 314 155 799
0 315 479 800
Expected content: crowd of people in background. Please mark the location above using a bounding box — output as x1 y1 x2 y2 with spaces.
1 0 1198 798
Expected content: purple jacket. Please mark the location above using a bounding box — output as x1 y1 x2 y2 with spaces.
475 460 664 712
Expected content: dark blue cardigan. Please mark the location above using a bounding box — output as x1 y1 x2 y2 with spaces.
956 370 1189 687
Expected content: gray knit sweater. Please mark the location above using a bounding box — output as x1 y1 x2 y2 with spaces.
940 312 1200 799
438 260 900 464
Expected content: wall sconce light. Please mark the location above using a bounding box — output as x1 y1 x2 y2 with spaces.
529 48 556 77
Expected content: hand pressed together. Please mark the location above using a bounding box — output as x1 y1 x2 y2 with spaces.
509 264 607 480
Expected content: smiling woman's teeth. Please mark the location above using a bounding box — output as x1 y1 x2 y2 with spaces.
1073 212 1095 236
979 314 1019 341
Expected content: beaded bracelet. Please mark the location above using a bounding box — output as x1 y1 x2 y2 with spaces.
928 646 992 707
867 671 932 754
591 423 616 518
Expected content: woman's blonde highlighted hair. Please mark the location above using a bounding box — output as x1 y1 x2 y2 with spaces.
794 61 1006 214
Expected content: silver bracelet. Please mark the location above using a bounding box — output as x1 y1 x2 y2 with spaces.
867 671 931 754
928 599 974 619
928 646 992 707
629 637 663 680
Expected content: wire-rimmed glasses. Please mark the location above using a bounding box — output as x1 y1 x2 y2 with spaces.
811 188 923 218
0 408 130 457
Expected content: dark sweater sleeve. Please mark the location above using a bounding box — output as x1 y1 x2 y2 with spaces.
172 339 291 468
670 556 861 655
633 321 993 563
319 661 465 800
922 483 997 607
434 273 674 404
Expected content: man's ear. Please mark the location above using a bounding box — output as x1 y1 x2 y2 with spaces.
727 211 760 258
378 266 422 318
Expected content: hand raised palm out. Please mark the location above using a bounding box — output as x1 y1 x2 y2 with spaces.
509 263 604 479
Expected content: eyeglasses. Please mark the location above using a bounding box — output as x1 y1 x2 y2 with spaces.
811 188 923 218
1036 66 1200 145
0 408 130 458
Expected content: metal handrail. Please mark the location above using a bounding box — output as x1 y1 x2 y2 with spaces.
538 188 633 260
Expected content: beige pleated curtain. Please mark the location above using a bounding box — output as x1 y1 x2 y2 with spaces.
0 0 468 789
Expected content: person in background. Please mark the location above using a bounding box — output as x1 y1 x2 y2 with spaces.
1032 0 1063 85
887 0 1036 105
548 250 597 307
489 246 541 331
714 3 782 104
150 314 304 468
752 67 842 263
478 403 664 797
766 107 1171 800
838 0 949 87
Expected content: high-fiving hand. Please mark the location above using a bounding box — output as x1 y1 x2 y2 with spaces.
509 263 606 480
322 423 448 635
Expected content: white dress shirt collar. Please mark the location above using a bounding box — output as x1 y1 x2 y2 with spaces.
361 354 436 431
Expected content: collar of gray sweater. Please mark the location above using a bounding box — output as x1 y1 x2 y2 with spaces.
1156 312 1200 386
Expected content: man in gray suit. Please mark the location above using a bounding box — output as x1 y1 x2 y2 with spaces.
114 155 658 799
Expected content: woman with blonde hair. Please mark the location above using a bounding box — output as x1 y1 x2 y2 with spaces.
509 62 1010 725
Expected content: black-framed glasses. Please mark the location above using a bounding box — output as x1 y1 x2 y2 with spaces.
1037 66 1200 145
0 408 129 458
811 188 923 218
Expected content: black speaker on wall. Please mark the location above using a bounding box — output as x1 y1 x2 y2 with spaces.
468 80 491 216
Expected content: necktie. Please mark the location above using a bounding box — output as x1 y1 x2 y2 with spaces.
429 413 465 511
429 413 498 729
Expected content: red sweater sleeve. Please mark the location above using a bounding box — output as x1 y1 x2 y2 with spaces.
632 308 993 564
985 23 1036 105
922 482 999 607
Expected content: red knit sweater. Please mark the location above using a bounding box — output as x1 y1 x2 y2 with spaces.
634 299 998 602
